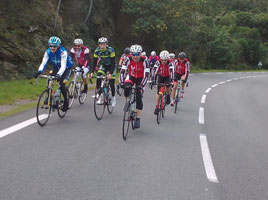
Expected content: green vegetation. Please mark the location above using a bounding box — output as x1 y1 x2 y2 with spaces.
0 0 267 81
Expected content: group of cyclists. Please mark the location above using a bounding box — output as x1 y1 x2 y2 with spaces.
34 36 190 129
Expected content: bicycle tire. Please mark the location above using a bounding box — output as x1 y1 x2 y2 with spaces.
36 89 51 127
78 82 87 105
122 104 131 140
157 94 162 124
57 89 69 118
162 95 166 118
106 95 114 114
68 81 76 108
94 89 105 120
174 88 180 113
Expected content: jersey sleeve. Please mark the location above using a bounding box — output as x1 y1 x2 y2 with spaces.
57 51 67 76
38 51 49 72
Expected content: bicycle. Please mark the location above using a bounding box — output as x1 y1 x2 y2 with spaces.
68 68 91 108
173 80 182 114
116 83 123 96
151 82 170 124
122 85 137 140
91 75 114 120
36 75 69 127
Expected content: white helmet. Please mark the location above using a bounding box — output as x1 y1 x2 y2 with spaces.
169 53 175 59
151 51 156 56
141 51 146 56
98 37 108 44
74 38 83 45
130 44 142 53
160 50 169 60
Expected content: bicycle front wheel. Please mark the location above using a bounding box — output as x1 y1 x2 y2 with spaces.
122 103 131 140
36 89 51 127
57 90 69 118
157 95 162 124
68 81 76 109
107 95 114 114
94 89 105 120
78 82 87 105
174 89 180 113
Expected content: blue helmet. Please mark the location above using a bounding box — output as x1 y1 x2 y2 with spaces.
48 36 61 47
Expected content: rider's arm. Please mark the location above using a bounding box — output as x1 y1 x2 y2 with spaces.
152 61 160 82
140 59 150 88
57 51 68 76
90 53 98 73
120 57 130 83
169 62 174 81
83 48 90 68
109 56 116 74
38 51 49 73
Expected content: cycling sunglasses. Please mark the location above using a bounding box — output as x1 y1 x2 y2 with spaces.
132 53 141 56
49 45 57 48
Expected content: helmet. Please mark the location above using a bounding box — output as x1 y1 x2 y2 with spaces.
178 52 186 58
124 47 130 54
48 36 61 47
141 52 146 56
130 44 142 53
151 51 156 56
98 37 108 44
169 53 175 59
74 38 83 45
160 50 169 60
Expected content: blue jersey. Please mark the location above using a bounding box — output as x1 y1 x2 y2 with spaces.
38 46 73 75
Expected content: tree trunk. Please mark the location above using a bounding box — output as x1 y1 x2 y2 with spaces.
54 0 62 27
84 0 93 23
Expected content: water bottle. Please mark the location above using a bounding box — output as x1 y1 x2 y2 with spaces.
55 88 61 102
103 87 107 96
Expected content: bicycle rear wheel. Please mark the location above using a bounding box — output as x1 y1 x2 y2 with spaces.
94 89 105 120
68 81 76 108
36 89 51 127
122 103 131 140
157 95 162 124
57 90 69 118
174 89 180 113
78 82 87 105
107 95 114 114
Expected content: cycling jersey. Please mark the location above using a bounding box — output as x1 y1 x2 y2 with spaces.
92 46 115 74
153 59 174 79
38 46 73 76
120 56 150 88
70 45 90 68
120 53 130 62
174 58 190 75
149 55 159 67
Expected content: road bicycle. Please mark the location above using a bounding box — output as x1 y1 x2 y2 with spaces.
122 85 137 140
91 75 113 120
68 68 90 108
36 75 69 126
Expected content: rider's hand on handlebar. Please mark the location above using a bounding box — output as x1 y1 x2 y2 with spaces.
55 74 61 82
33 71 41 79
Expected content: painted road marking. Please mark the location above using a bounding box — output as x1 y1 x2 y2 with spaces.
199 107 205 124
216 72 223 74
219 81 226 84
201 95 207 104
205 88 211 93
233 78 239 80
0 115 48 139
226 79 232 82
211 84 218 88
200 134 219 183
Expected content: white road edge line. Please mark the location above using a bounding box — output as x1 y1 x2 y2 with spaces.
211 84 218 88
199 107 205 124
200 134 219 183
201 95 207 104
0 114 48 139
226 79 232 82
205 88 211 93
219 81 225 84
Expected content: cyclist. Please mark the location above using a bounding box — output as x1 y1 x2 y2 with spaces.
120 44 149 128
141 51 148 59
69 38 91 93
118 47 130 70
171 52 190 105
169 53 177 67
151 50 174 115
148 51 159 82
89 37 116 107
33 36 73 112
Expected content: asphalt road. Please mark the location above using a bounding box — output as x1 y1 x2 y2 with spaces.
0 72 268 200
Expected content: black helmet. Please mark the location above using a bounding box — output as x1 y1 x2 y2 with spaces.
124 47 130 54
178 52 186 59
